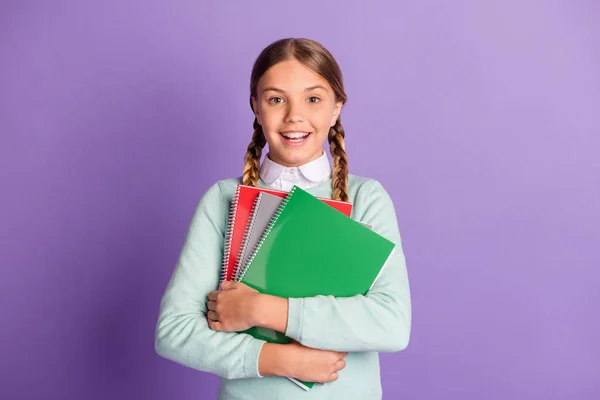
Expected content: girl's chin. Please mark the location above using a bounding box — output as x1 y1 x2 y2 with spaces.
270 148 323 167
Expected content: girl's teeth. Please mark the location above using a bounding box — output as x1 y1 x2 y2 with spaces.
282 132 309 139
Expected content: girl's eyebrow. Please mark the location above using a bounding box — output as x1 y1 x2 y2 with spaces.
262 87 286 94
262 85 328 94
305 85 328 92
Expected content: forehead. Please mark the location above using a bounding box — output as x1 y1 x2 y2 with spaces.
258 59 331 92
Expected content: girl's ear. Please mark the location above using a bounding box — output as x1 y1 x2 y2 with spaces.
251 97 262 125
330 101 343 127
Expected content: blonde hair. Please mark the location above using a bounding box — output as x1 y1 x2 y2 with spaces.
243 38 349 202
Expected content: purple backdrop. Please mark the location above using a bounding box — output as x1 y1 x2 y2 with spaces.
1 1 599 399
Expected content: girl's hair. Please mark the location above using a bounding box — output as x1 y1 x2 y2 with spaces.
242 38 349 202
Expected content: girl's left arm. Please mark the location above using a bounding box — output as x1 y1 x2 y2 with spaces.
256 180 412 353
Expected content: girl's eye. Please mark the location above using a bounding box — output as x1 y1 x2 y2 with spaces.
268 97 284 104
307 96 320 103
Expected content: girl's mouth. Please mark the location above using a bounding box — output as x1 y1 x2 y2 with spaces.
280 132 312 146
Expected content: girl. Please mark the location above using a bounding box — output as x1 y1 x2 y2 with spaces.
155 38 411 399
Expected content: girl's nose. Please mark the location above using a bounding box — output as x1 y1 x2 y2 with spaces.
285 101 306 123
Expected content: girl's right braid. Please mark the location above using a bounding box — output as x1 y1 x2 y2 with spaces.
242 118 266 187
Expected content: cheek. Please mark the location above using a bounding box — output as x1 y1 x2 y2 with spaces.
259 112 283 145
312 109 335 131
259 109 281 130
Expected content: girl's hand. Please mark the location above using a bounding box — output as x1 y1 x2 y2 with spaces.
259 342 348 383
207 281 260 332
285 341 348 383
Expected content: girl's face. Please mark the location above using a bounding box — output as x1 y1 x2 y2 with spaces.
251 59 343 168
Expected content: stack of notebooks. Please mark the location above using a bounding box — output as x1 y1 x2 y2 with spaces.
221 184 396 390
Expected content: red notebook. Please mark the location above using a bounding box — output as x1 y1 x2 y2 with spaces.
221 184 352 281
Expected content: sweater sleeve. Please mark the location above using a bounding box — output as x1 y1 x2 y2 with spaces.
284 179 411 352
154 182 266 380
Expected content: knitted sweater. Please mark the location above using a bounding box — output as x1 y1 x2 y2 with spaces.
155 174 411 399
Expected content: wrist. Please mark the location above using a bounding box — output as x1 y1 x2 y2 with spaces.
254 294 289 333
251 293 268 327
258 343 291 377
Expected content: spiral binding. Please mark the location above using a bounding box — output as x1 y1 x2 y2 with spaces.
234 194 263 281
220 185 241 282
237 186 297 282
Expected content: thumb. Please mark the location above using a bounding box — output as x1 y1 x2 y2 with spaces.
220 280 235 290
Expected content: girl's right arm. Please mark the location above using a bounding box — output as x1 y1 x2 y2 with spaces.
154 182 265 380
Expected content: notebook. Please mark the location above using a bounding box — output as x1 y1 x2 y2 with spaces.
221 184 352 282
234 192 283 281
236 192 372 282
238 186 396 390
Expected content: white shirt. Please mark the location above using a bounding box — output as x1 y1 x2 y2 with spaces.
259 151 332 191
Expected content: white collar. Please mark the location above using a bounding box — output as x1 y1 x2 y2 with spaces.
260 151 332 185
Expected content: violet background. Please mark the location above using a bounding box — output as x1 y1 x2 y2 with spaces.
1 1 599 399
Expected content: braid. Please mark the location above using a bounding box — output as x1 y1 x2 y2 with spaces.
328 118 349 202
242 118 266 187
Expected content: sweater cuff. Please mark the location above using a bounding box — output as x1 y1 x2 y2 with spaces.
244 339 266 379
285 297 304 341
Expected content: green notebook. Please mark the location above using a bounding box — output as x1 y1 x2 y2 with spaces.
238 185 396 390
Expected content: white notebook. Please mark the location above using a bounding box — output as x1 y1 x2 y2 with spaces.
235 192 283 281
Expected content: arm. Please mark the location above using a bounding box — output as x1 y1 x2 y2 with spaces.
259 342 348 383
154 182 266 380
255 180 412 353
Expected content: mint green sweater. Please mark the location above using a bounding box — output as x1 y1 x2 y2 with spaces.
155 174 411 399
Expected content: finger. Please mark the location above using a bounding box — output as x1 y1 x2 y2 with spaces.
328 372 339 382
207 310 219 321
335 359 346 371
208 319 222 331
207 300 217 311
339 352 348 358
208 291 219 301
220 281 234 290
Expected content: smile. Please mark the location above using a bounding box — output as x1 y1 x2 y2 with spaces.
281 131 311 139
280 132 312 144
